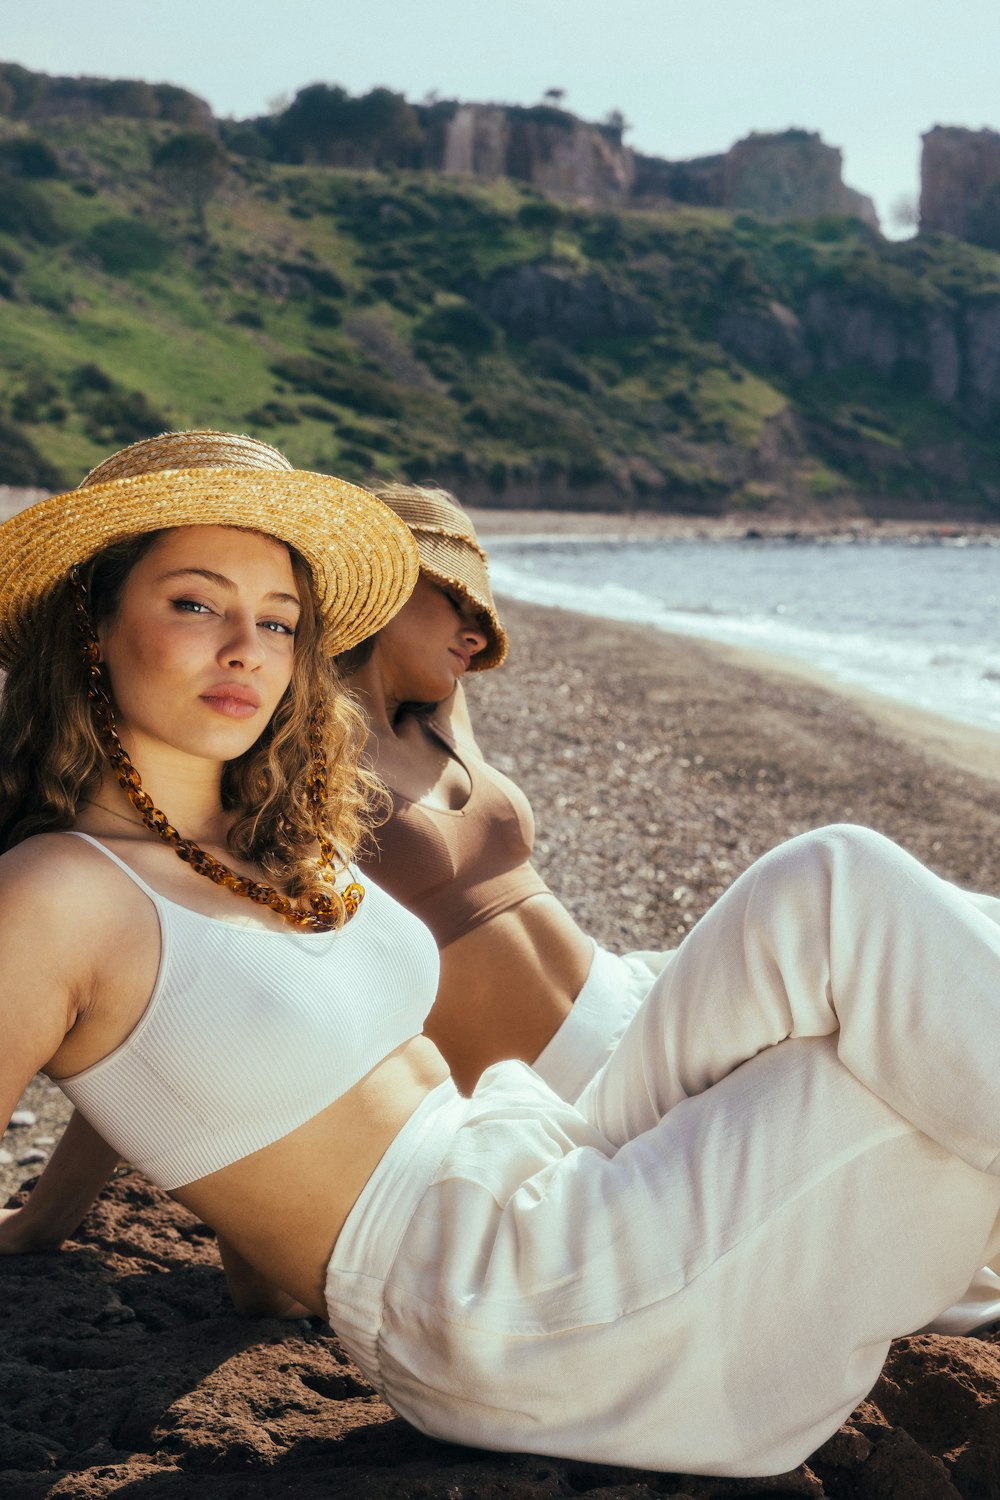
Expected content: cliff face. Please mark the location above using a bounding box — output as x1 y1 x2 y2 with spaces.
719 288 1000 428
636 132 877 227
442 104 635 205
920 126 1000 249
438 111 876 226
723 132 878 227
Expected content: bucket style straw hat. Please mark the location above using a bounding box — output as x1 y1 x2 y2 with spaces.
374 484 508 670
0 430 419 668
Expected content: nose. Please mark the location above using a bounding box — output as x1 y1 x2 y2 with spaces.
219 610 265 670
462 617 489 658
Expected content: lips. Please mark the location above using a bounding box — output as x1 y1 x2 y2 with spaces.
200 682 262 718
449 648 470 672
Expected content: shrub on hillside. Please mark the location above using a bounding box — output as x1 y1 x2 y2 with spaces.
10 375 63 423
308 300 343 328
525 337 596 391
85 217 172 274
270 355 403 418
79 388 169 444
0 138 60 179
151 132 228 230
0 175 60 242
414 302 498 357
69 363 114 394
0 416 63 486
273 84 423 169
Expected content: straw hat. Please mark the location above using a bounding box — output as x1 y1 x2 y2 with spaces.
0 430 419 668
374 485 508 670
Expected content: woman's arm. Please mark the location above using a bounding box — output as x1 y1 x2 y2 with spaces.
0 1110 121 1253
433 682 484 756
0 842 101 1251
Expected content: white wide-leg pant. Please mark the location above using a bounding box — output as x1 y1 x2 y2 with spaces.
326 826 1000 1476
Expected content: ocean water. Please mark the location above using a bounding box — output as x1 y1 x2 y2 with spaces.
483 534 1000 734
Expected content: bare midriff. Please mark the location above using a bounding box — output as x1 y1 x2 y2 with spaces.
426 892 594 1094
172 1034 449 1318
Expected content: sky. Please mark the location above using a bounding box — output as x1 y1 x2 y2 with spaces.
5 0 1000 234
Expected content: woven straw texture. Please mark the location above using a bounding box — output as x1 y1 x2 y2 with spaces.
0 432 419 668
81 430 296 485
374 486 508 670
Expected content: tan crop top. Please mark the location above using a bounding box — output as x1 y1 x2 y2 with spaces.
358 718 551 947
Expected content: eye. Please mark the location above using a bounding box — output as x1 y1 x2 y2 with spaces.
172 598 213 615
445 592 464 616
260 619 296 637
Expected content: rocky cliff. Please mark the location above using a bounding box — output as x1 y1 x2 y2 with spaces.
0 62 878 230
438 111 878 227
442 103 635 205
720 284 1000 427
920 125 1000 249
635 131 878 226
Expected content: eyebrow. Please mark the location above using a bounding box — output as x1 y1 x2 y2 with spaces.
158 567 301 610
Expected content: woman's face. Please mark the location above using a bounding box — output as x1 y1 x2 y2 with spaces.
373 574 488 704
97 525 301 770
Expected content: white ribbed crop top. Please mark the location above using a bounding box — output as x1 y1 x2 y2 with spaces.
56 833 439 1190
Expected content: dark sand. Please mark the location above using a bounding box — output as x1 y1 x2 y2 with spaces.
4 593 1000 1497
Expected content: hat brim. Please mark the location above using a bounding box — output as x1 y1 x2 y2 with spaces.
0 466 419 668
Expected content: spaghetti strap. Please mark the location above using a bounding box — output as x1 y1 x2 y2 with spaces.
65 830 165 905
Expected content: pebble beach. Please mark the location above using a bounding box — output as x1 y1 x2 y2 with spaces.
4 549 1000 1496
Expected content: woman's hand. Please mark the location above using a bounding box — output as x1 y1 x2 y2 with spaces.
0 1205 29 1254
0 1203 66 1254
0 1112 121 1255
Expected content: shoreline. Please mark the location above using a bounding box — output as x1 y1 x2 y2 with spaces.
473 508 1000 769
637 627 1000 784
469 505 1000 542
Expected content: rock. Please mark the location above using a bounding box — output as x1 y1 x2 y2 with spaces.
718 301 814 377
920 125 1000 247
723 131 879 227
635 130 878 228
468 265 658 343
442 103 635 206
8 1110 36 1128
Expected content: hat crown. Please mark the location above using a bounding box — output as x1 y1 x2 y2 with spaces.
80 430 294 488
374 484 484 554
374 483 508 671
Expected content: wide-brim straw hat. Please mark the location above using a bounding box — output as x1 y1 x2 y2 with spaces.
0 430 419 668
374 484 508 670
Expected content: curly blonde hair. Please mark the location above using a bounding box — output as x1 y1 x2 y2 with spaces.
0 531 386 927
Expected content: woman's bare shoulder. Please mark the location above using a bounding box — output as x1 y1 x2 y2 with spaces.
0 835 110 1105
0 832 113 924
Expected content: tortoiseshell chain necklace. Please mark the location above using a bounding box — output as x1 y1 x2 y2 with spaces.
69 568 364 932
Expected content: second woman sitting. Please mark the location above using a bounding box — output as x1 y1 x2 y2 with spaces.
340 485 670 1098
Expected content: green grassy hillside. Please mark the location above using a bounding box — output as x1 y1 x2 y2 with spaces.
3 109 1000 517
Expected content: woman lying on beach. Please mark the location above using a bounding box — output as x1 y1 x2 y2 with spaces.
340 485 665 1100
1 429 1000 1479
